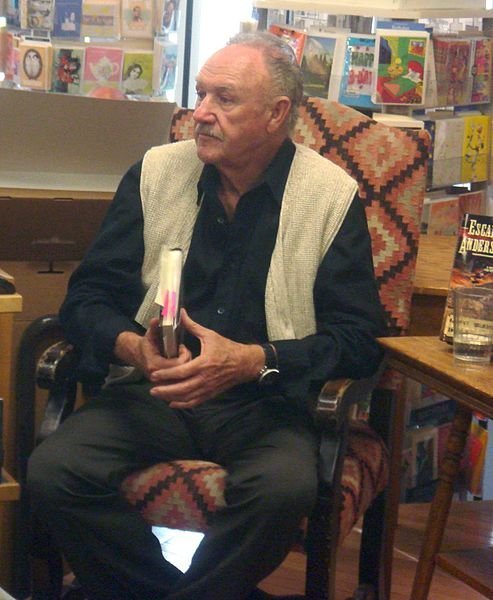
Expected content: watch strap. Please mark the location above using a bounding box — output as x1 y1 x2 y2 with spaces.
261 343 278 370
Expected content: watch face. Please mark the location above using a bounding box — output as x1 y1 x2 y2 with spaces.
258 368 280 386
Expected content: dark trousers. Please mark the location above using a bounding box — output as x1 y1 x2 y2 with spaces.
27 382 319 600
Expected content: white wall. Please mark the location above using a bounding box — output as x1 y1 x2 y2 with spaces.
186 0 255 107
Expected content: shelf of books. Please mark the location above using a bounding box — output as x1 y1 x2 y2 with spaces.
262 5 493 502
0 0 179 99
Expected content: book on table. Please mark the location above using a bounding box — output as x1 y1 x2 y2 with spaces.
440 212 493 343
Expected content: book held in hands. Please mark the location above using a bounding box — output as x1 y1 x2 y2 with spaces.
155 246 183 358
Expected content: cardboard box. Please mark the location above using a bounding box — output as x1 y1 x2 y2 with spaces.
0 87 176 191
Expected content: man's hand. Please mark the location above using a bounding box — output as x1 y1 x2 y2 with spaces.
114 317 191 379
148 309 265 409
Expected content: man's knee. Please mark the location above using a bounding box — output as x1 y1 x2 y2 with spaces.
258 462 318 518
27 439 67 505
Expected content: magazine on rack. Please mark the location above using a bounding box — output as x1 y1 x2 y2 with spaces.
155 246 183 358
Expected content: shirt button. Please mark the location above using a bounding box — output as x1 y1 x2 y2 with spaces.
217 307 226 315
217 216 225 225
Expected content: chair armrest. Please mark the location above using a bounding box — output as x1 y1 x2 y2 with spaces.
36 341 78 443
314 365 386 490
37 341 77 389
315 365 384 433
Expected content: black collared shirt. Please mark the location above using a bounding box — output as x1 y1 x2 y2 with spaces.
60 139 386 407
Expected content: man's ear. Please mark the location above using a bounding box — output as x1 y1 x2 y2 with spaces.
266 96 291 133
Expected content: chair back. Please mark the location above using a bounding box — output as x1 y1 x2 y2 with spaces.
169 98 430 339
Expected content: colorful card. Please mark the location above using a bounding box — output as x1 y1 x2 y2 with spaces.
81 0 121 39
53 0 82 38
470 37 493 104
51 46 84 93
154 0 179 36
82 45 123 93
20 0 55 30
152 37 177 97
433 36 472 106
121 0 153 38
122 50 153 95
373 29 429 105
462 114 490 183
269 24 306 65
427 115 465 188
19 39 53 90
301 33 345 99
337 34 377 109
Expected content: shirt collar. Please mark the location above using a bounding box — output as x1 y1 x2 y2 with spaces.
197 138 296 207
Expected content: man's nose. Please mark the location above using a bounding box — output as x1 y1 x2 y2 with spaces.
193 97 214 122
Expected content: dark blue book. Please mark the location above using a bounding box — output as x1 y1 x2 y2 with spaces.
409 399 456 429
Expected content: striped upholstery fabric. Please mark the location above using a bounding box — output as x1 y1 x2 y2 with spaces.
121 97 429 546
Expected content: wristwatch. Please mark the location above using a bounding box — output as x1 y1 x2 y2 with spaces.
257 343 280 386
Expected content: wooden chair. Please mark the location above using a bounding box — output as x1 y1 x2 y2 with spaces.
13 97 429 600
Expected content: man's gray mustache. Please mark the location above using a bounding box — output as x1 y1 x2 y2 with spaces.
195 125 223 141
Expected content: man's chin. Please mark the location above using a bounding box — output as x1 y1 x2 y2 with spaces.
195 142 219 164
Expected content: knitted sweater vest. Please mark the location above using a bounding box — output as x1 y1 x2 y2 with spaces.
135 139 357 340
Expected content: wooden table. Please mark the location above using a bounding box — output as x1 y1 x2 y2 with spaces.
379 335 493 600
410 234 456 336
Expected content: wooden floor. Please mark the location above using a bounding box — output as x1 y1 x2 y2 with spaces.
259 500 493 599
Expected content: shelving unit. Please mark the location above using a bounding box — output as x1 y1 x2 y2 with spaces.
254 0 493 20
256 0 493 504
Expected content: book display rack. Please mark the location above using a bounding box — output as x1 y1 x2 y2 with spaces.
0 0 180 99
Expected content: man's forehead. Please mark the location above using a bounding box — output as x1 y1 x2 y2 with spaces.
197 46 265 87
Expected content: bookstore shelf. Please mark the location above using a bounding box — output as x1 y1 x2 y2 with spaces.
260 2 493 504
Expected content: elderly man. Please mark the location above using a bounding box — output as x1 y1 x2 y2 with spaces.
28 32 386 600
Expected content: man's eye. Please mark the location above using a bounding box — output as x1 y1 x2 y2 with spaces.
196 91 205 101
219 96 232 104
